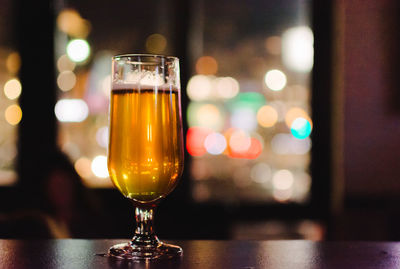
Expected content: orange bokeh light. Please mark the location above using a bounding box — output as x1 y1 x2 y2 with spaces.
195 56 218 75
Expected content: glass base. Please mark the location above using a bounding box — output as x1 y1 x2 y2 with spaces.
108 242 183 260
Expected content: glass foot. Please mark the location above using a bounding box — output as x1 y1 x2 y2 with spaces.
108 242 183 260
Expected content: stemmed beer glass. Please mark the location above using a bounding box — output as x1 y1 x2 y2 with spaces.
107 54 184 259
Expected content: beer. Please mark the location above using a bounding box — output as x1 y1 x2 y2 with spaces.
108 88 184 204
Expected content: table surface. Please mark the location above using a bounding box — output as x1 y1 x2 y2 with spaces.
1 239 399 269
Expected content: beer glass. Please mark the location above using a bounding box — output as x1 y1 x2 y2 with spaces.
107 54 184 259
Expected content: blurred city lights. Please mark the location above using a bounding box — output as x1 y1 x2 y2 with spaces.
257 105 278 128
96 126 109 148
204 132 227 155
195 56 218 75
265 36 281 55
66 39 90 63
215 77 239 99
187 75 213 101
187 103 223 131
57 9 91 38
4 105 22 125
228 92 266 112
285 107 312 128
245 138 263 159
272 169 294 190
250 163 272 184
273 188 293 202
270 133 311 155
6 52 21 74
54 99 89 122
91 155 109 178
282 26 314 73
228 129 251 153
231 108 257 131
229 137 263 159
57 71 76 92
57 54 76 72
264 69 287 91
3 79 22 100
74 157 92 178
186 127 212 156
145 33 167 54
291 117 312 139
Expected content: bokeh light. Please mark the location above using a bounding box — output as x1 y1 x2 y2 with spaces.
282 26 314 73
228 129 251 153
231 108 257 131
6 52 21 74
66 39 90 63
186 127 212 156
291 117 312 139
57 71 76 92
74 157 92 178
272 169 294 190
54 99 89 122
215 77 239 99
265 36 281 55
57 9 91 38
5 105 22 125
3 79 22 100
91 155 109 178
96 126 109 148
187 103 224 131
285 107 312 128
264 69 287 91
227 92 266 112
204 132 227 155
186 75 213 101
273 188 293 202
229 137 262 159
257 105 278 128
57 54 76 72
145 33 167 54
195 56 218 75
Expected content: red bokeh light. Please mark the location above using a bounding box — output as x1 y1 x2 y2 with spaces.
186 127 212 156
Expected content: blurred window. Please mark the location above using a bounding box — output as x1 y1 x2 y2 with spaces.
187 0 312 204
55 0 313 205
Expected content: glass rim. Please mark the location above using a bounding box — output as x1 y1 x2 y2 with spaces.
113 54 179 62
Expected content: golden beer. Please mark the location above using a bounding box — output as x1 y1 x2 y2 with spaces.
108 88 184 204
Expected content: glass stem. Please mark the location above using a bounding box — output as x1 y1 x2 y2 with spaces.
132 206 160 247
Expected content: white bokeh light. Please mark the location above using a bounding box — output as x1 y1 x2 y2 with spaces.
187 75 213 101
264 69 287 91
230 108 257 131
54 99 89 122
96 126 109 148
91 155 109 178
66 39 90 63
272 169 294 190
282 26 314 73
204 132 227 155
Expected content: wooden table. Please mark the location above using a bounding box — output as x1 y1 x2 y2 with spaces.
0 239 399 268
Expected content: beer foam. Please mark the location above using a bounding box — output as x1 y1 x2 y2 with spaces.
113 71 177 91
